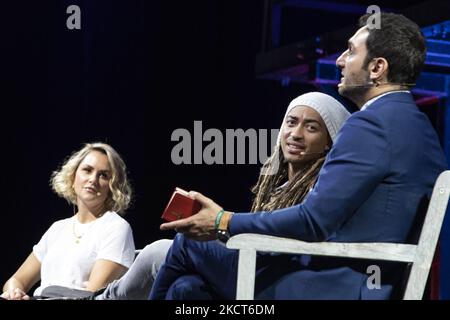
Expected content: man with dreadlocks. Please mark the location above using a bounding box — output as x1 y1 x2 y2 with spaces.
149 92 350 299
150 12 447 300
251 92 350 213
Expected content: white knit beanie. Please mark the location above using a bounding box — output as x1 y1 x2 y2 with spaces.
283 92 350 143
262 92 350 175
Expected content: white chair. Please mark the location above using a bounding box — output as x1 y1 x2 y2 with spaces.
226 170 450 300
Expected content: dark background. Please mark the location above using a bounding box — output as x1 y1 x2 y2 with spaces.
0 0 297 285
1 0 447 298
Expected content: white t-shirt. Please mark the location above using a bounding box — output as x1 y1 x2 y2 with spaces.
32 211 135 296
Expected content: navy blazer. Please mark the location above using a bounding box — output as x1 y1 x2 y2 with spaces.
230 92 447 299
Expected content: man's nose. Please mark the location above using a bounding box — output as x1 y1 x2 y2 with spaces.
336 51 346 68
291 125 304 139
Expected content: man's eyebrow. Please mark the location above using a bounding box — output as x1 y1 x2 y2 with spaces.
304 118 321 125
286 116 321 125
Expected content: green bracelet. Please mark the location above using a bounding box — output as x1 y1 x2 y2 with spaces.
215 209 225 230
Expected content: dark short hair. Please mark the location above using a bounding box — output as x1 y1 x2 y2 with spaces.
359 12 426 85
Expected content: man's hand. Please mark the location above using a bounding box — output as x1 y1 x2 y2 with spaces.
160 191 223 241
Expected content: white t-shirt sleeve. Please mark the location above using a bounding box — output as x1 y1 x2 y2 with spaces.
32 221 61 263
96 219 135 268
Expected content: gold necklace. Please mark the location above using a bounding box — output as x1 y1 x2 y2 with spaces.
72 220 83 244
72 212 106 244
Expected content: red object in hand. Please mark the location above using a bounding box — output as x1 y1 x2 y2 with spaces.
161 187 202 222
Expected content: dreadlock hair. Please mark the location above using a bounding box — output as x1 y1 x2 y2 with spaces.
251 147 326 212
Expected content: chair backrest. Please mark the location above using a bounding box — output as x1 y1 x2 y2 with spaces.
402 170 450 299
227 170 450 300
134 249 142 260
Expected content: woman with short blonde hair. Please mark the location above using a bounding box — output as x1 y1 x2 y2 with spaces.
51 142 132 214
2 142 135 300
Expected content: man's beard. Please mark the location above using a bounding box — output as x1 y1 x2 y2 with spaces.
338 83 368 101
338 71 371 103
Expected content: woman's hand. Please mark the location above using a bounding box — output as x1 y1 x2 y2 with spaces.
1 288 30 300
2 254 41 300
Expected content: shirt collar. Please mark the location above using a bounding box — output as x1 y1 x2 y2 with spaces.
274 181 289 193
360 90 410 111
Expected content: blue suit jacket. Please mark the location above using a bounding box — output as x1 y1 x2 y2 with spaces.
230 92 447 299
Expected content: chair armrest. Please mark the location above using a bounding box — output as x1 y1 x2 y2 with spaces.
226 233 416 263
